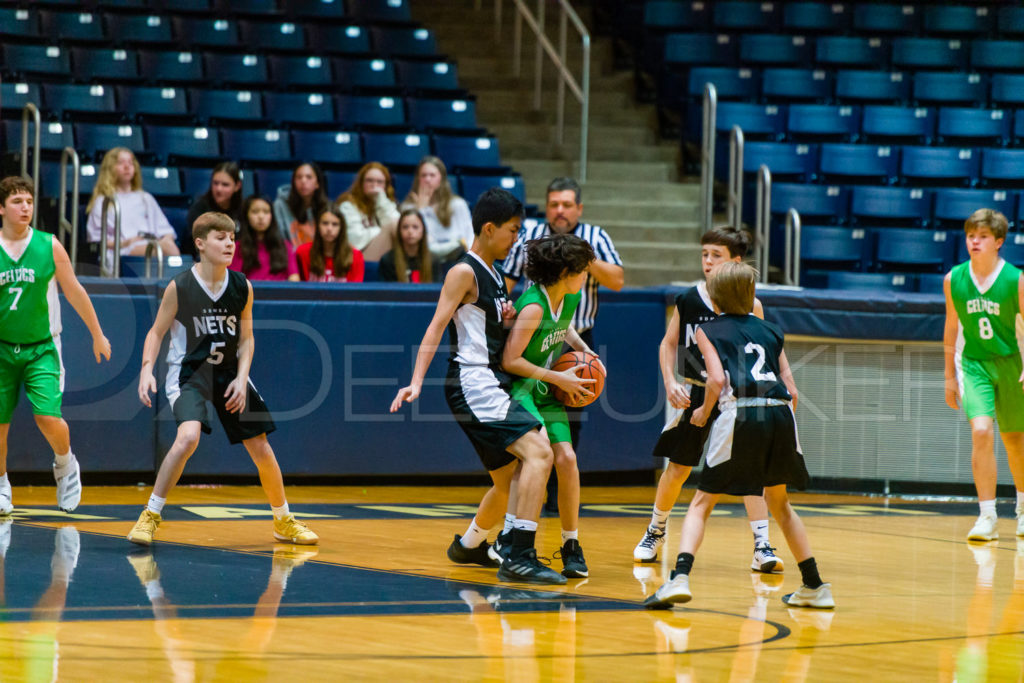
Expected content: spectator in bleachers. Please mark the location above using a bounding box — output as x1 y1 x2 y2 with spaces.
402 156 473 265
230 196 299 282
335 162 400 262
274 162 329 248
184 162 244 259
86 147 180 266
378 209 439 284
295 207 364 283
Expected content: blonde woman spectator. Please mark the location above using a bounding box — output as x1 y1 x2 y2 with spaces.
335 162 400 261
378 208 439 283
403 156 472 262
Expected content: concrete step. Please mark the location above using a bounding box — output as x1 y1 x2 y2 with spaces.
473 87 635 112
507 158 679 188
625 263 705 287
492 122 656 146
596 219 702 243
616 241 703 268
501 140 678 163
481 100 657 127
459 68 633 95
579 180 701 203
583 198 699 224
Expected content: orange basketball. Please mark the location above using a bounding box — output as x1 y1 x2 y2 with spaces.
550 351 605 408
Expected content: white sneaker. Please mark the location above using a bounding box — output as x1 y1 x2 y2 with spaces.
51 526 80 579
967 512 999 541
751 543 784 573
0 477 11 516
782 582 835 609
643 573 692 609
1016 505 1024 538
634 526 666 562
54 458 82 513
0 518 11 558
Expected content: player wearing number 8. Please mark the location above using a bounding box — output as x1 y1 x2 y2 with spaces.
943 208 1024 542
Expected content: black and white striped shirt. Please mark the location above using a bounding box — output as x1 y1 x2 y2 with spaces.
501 221 622 333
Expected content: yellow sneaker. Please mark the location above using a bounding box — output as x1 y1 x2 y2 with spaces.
273 514 318 545
273 545 319 570
127 551 160 584
127 509 161 546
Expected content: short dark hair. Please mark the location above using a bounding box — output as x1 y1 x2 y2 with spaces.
193 211 236 241
701 226 752 259
523 234 595 286
546 177 581 204
471 187 524 235
0 176 33 205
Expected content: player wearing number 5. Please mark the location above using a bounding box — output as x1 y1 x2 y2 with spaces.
944 208 1024 542
0 176 110 515
128 212 317 547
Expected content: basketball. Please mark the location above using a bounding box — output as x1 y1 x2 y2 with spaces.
550 351 605 408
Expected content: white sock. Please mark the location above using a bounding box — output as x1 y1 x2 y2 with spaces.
0 473 8 488
561 529 578 544
146 582 165 600
272 503 290 520
1017 491 1024 511
750 520 770 545
512 518 538 532
979 499 997 516
147 494 166 515
461 518 489 548
503 513 516 534
53 451 72 469
650 506 670 530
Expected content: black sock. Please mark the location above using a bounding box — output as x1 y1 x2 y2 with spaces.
511 527 536 556
798 557 823 589
672 552 694 579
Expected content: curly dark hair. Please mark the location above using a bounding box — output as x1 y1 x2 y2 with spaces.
523 233 595 287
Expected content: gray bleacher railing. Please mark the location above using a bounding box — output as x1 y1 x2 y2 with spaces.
58 147 80 267
728 124 743 232
99 196 121 278
755 164 771 283
700 83 716 233
498 0 590 182
20 102 40 221
144 238 164 279
784 207 802 287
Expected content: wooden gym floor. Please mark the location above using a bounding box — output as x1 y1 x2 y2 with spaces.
0 484 1020 681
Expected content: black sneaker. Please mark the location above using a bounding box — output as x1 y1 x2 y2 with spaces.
447 534 500 568
554 539 589 578
487 530 513 564
497 548 568 585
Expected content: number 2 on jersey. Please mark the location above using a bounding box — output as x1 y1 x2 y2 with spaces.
744 342 777 382
8 286 22 311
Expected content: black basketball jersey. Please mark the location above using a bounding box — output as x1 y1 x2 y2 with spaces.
701 314 791 401
447 252 511 370
166 267 250 375
676 283 717 382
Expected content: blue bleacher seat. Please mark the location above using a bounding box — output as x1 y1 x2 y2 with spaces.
348 0 412 22
875 228 952 273
981 148 1024 187
391 172 414 199
42 83 117 115
119 254 194 280
800 225 871 272
783 2 849 32
1014 111 1024 144
267 55 333 89
850 186 931 226
971 40 1024 72
893 38 968 71
853 4 919 34
371 27 438 58
835 70 910 104
937 107 1011 146
741 142 818 182
2 120 73 153
913 72 987 106
739 34 811 66
761 69 832 102
192 89 264 123
139 51 204 83
0 82 41 113
917 272 947 294
292 130 362 166
71 47 140 81
203 54 269 86
828 271 915 292
901 146 980 186
253 168 294 196
459 174 526 206
991 74 1024 108
815 36 888 69
146 125 221 162
923 5 993 36
181 166 255 199
0 8 40 38
4 45 72 78
336 95 406 127
363 132 430 168
786 104 861 141
42 10 106 43
107 14 175 46
221 129 291 163
819 143 898 185
174 17 240 48
687 67 759 100
407 97 477 131
432 135 502 170
771 183 849 223
395 60 460 92
240 20 306 52
324 170 355 196
645 1 709 31
933 189 1015 228
998 7 1024 36
290 0 348 19
216 0 281 16
715 102 786 140
74 123 144 158
663 33 736 66
712 1 778 31
310 25 372 55
861 105 935 144
117 86 189 119
264 92 335 126
334 57 398 89
139 166 182 198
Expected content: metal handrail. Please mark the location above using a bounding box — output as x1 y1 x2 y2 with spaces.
728 125 744 232
700 84 717 233
501 0 590 181
755 165 771 284
58 147 80 267
20 103 40 223
784 208 802 287
144 238 164 279
100 196 122 278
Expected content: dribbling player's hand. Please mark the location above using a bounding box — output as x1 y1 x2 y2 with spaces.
138 371 157 408
390 385 420 412
554 366 595 405
224 378 247 414
93 334 111 363
945 376 960 410
666 380 689 410
690 406 708 427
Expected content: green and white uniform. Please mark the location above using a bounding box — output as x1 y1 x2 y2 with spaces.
510 284 581 444
0 229 63 422
950 258 1024 430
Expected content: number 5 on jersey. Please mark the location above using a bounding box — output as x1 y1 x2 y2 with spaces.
207 341 225 365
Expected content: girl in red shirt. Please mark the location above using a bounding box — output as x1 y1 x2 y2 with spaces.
295 207 364 282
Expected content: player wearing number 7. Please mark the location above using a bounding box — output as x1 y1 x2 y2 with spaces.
0 176 111 515
943 208 1024 542
128 211 317 547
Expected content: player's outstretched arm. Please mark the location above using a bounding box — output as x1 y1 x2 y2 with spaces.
690 328 723 427
659 308 689 410
52 238 110 363
139 281 178 408
224 281 254 414
390 263 474 412
942 272 961 410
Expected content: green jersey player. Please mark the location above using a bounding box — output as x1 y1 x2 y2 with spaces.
944 208 1024 541
0 176 111 515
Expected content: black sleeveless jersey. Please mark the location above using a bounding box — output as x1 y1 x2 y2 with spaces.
166 267 250 375
676 283 717 382
447 252 511 370
701 314 791 401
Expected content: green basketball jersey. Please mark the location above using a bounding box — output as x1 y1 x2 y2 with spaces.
513 284 581 392
0 229 58 344
950 259 1022 360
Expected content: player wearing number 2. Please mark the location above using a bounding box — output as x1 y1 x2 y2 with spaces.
944 208 1024 542
128 211 317 547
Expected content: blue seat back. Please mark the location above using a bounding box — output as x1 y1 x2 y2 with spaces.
981 149 1024 185
138 50 204 83
934 189 1015 226
739 34 811 66
139 166 183 198
192 89 264 123
75 123 144 158
42 83 116 114
742 142 818 182
815 36 888 68
334 57 397 89
44 12 105 42
664 33 736 65
900 146 980 186
459 174 526 206
936 107 1011 145
828 271 916 292
264 92 335 126
407 98 478 131
267 55 333 88
363 132 431 168
72 48 139 80
783 2 850 32
396 60 460 92
875 228 952 272
687 67 759 100
853 4 919 33
861 105 935 144
913 72 987 106
292 130 362 166
371 27 438 57
923 5 993 35
819 143 899 184
892 38 968 70
715 102 786 139
221 129 292 163
762 68 833 102
850 186 931 225
644 1 710 31
771 183 849 222
203 53 269 86
800 225 870 269
146 125 221 162
971 40 1024 71
2 120 73 152
991 74 1024 106
337 95 406 127
432 135 502 170
713 1 779 31
118 86 189 118
0 82 41 113
311 25 372 55
4 44 71 77
835 70 910 103
787 104 861 141
240 20 307 52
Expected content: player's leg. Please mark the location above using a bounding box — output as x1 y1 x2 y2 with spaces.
1000 432 1024 537
644 490 720 609
962 360 1000 540
0 424 10 515
242 435 318 545
449 459 515 568
128 421 202 546
745 494 782 573
763 484 834 608
552 442 587 578
635 462 691 563
993 360 1024 537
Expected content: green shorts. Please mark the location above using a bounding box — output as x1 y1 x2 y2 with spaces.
0 337 64 423
959 354 1024 432
511 379 571 445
